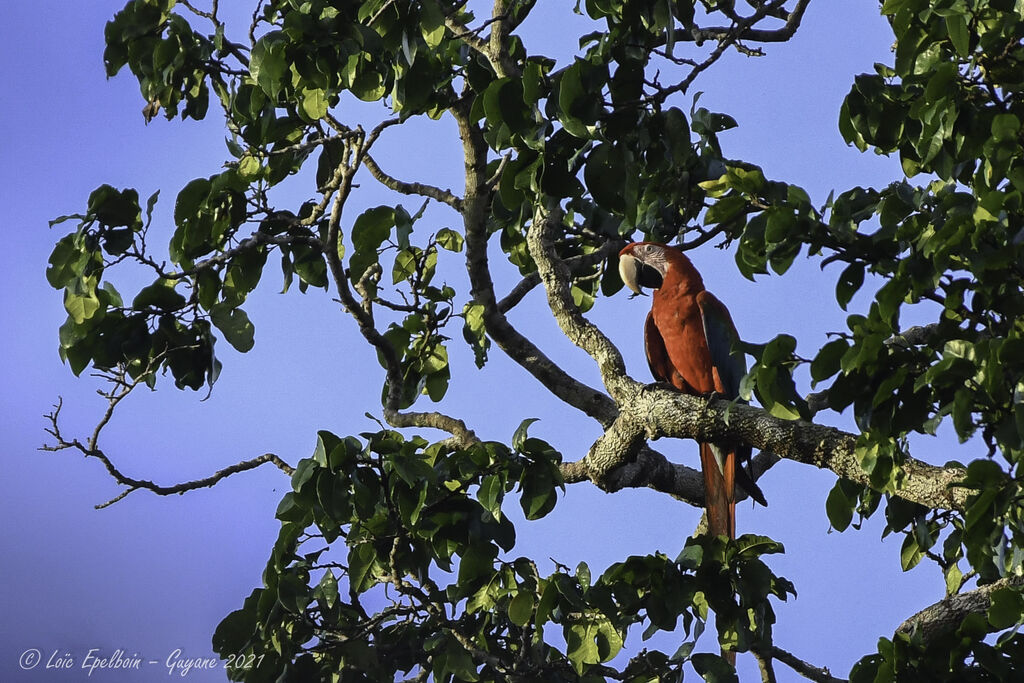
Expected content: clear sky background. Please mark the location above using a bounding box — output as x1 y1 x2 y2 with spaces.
0 2 958 682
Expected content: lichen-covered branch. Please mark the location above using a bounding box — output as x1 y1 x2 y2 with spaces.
568 382 969 512
525 201 635 399
386 410 479 449
897 576 1024 643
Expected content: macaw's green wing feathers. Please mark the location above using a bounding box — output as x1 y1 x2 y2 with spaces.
696 290 745 400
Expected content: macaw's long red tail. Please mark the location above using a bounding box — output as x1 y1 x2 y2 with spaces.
700 443 738 667
699 442 736 539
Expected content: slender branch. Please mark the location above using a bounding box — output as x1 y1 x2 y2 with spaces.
752 647 778 683
363 153 464 211
131 230 321 282
453 101 617 425
762 645 846 683
651 0 810 104
688 0 812 44
42 399 293 509
497 239 622 314
319 122 479 447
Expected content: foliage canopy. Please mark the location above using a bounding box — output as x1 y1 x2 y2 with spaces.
46 0 1024 680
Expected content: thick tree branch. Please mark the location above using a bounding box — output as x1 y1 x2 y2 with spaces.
897 575 1024 642
577 384 971 512
521 198 964 514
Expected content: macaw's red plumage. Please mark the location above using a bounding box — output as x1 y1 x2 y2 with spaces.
618 242 766 540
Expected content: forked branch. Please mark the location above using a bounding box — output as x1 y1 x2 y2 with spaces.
42 397 293 510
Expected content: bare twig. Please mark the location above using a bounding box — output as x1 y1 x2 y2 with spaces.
363 153 464 211
497 239 622 314
763 645 846 683
42 398 294 509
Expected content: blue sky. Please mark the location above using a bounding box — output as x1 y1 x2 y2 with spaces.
1 2 954 681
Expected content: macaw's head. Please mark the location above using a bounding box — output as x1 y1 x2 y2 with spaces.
618 242 702 295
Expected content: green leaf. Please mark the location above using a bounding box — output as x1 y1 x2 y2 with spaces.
457 543 497 586
133 278 187 311
507 591 533 627
316 570 339 610
576 561 591 592
348 543 379 594
237 154 261 181
210 304 256 352
477 474 504 520
900 533 923 571
988 587 1024 629
88 184 142 229
436 227 464 252
944 563 963 596
462 301 489 368
392 248 418 284
64 277 102 324
945 15 969 58
519 467 559 520
300 87 328 120
513 418 540 452
811 338 849 383
47 234 85 289
420 0 446 49
690 653 739 682
992 114 1020 142
836 262 865 310
250 31 288 99
565 623 600 673
351 206 394 265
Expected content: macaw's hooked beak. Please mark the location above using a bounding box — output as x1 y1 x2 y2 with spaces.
618 252 664 295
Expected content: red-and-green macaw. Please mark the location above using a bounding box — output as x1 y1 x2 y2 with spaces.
618 242 766 539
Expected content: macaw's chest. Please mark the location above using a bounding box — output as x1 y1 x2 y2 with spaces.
649 290 717 394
